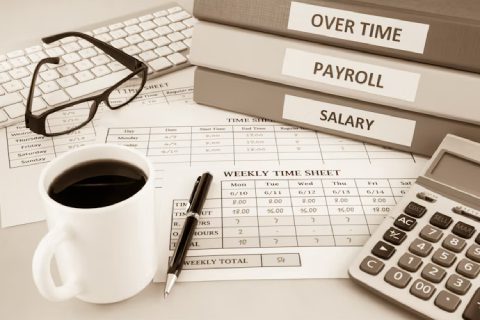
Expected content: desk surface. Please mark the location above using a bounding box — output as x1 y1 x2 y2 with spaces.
0 1 417 319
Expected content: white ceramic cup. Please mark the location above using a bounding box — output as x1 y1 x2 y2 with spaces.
32 144 158 304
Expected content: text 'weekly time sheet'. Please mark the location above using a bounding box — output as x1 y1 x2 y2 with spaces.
155 163 423 282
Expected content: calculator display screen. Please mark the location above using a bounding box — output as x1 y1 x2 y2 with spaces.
430 153 480 197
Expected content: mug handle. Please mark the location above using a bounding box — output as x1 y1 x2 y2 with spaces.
32 225 82 301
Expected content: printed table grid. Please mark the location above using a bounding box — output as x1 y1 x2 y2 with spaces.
107 124 418 168
169 177 415 250
130 85 193 105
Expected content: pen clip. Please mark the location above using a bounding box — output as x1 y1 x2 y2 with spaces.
187 176 201 208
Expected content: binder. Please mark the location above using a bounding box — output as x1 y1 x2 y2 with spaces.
194 67 480 157
194 0 480 73
189 21 480 125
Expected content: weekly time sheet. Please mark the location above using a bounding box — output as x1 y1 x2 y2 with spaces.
154 163 424 282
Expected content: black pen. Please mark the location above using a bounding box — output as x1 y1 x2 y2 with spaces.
164 172 213 298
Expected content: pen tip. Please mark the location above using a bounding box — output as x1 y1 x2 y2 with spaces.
164 292 169 299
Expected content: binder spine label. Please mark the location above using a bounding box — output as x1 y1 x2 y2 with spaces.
282 95 416 146
282 48 421 102
288 1 430 54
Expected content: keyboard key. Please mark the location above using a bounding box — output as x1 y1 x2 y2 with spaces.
9 67 30 80
384 267 411 288
125 25 142 35
167 6 182 14
393 214 417 231
149 57 172 71
419 225 443 243
141 30 158 41
409 238 433 257
155 26 173 36
78 39 93 49
383 227 407 245
63 53 81 64
182 28 193 38
57 64 78 77
91 55 111 66
139 21 156 31
111 39 129 49
43 90 69 106
107 61 125 72
124 18 139 26
0 55 5 62
31 97 47 112
93 26 109 34
446 274 471 295
0 92 22 107
421 263 446 283
4 103 25 118
138 40 156 51
154 10 168 17
45 46 65 57
167 32 185 42
442 234 466 253
40 69 60 82
110 29 128 39
74 70 95 83
66 70 130 98
169 41 187 52
398 252 422 272
28 51 48 63
404 202 427 218
154 46 173 57
3 80 24 93
0 62 12 72
96 33 113 43
372 241 395 260
153 36 171 47
153 17 170 27
457 259 480 279
430 212 453 229
467 244 480 262
108 22 124 31
0 110 8 122
359 256 384 275
139 14 154 22
7 49 24 59
183 17 198 28
74 60 94 72
79 48 97 59
56 76 77 88
431 248 456 267
167 10 190 22
452 221 475 239
139 50 158 62
435 290 461 313
463 288 480 320
10 56 30 68
410 279 436 300
124 45 141 56
170 22 186 32
39 81 60 94
126 34 144 45
184 38 192 48
167 52 187 65
60 37 76 45
91 65 111 77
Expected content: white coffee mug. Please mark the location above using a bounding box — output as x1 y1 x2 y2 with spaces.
32 144 158 303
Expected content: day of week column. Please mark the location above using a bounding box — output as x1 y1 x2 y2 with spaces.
170 199 223 250
275 126 322 162
233 125 278 162
148 127 191 164
256 180 297 247
106 127 150 154
6 123 54 168
317 132 369 161
52 122 97 155
221 180 260 248
389 179 415 204
356 179 396 233
289 179 334 246
324 179 370 246
191 126 234 164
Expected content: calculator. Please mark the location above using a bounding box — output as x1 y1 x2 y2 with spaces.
349 135 480 320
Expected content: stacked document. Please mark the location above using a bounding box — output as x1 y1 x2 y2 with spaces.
190 0 480 156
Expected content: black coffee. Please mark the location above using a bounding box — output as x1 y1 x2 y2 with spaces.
48 160 147 209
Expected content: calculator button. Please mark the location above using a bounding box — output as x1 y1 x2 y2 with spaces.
430 212 453 229
372 241 396 260
475 233 480 245
409 238 433 257
398 253 422 272
410 279 436 300
359 256 384 275
446 274 471 295
432 248 457 267
394 214 417 231
404 202 427 218
419 225 443 243
463 288 480 320
421 263 446 283
457 259 480 279
434 290 461 313
452 221 476 239
384 267 412 288
466 244 480 263
383 227 407 245
442 234 466 253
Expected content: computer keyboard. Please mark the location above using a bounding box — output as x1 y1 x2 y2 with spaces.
0 2 195 129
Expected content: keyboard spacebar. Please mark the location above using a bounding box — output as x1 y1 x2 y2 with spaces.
66 70 131 99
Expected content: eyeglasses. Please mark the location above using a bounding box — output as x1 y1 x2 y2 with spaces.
25 32 148 137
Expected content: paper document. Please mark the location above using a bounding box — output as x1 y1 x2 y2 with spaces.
154 162 424 282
